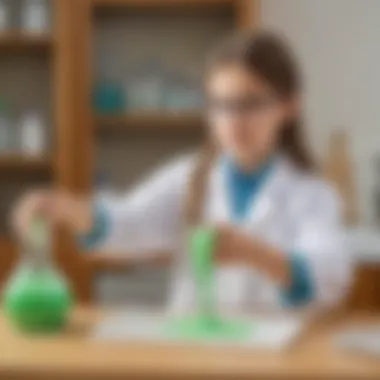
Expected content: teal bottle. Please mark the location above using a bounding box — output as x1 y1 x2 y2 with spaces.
93 81 125 115
93 54 125 115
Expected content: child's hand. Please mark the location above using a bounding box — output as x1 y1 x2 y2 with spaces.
12 190 94 239
215 225 257 265
215 225 290 286
12 190 50 239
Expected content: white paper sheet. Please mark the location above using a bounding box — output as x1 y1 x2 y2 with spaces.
92 309 308 350
335 326 380 357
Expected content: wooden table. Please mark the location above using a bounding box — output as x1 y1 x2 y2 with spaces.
0 309 380 380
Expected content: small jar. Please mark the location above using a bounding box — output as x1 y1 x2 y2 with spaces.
0 0 10 31
19 112 45 156
126 60 165 111
0 99 11 153
93 55 125 115
21 0 49 33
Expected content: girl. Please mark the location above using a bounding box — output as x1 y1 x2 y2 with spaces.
13 31 351 313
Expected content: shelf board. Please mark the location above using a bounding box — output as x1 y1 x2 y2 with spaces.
96 112 204 134
93 0 233 7
87 252 172 272
0 155 52 173
0 32 53 52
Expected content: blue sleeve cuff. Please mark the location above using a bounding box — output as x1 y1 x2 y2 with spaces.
280 254 314 307
77 203 110 251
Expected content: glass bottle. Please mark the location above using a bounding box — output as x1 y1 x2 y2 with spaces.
164 74 203 112
0 0 10 31
127 59 165 111
93 53 125 115
21 0 49 33
0 99 11 153
19 111 45 156
3 218 72 334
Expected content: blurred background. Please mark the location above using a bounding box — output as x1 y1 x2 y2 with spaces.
0 0 379 311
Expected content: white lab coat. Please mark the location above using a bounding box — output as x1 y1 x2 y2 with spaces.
95 155 352 313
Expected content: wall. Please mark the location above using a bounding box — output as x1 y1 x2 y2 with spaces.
260 0 380 224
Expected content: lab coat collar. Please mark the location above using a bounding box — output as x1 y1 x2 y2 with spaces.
210 154 297 229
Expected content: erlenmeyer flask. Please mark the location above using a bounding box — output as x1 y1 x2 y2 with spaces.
3 218 72 334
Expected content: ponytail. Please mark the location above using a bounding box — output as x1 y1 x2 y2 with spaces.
184 141 217 226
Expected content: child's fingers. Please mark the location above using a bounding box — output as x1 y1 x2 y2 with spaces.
46 192 93 234
214 224 252 265
214 225 237 264
11 190 50 239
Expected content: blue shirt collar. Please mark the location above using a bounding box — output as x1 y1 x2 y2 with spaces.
223 155 274 185
222 155 275 221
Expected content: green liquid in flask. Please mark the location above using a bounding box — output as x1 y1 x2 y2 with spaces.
3 218 72 334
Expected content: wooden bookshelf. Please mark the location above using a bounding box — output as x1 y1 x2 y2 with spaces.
0 33 53 52
0 0 257 302
0 0 258 302
0 0 80 295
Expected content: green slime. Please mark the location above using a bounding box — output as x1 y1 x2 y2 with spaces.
164 227 254 342
164 315 253 341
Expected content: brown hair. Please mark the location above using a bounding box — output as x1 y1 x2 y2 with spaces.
185 30 315 226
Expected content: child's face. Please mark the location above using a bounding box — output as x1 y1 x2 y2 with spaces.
206 63 295 166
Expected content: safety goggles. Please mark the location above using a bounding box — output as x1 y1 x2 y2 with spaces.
206 94 279 119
